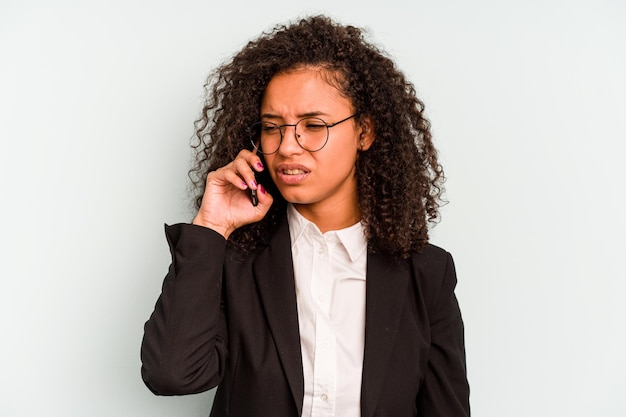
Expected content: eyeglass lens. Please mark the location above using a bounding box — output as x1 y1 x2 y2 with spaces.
249 117 329 154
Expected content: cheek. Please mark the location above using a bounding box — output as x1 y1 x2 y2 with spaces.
326 153 354 170
263 155 278 180
325 141 359 168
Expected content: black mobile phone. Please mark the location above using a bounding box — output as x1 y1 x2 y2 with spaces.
248 150 265 207
248 171 260 206
249 187 259 206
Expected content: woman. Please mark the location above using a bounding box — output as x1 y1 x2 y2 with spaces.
141 15 470 417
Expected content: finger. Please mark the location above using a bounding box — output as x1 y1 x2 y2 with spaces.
255 183 273 208
219 169 249 190
232 157 259 190
249 148 265 173
212 167 249 190
236 149 265 173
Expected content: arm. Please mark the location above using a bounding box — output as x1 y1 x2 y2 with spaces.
417 252 471 416
141 149 273 395
140 223 229 395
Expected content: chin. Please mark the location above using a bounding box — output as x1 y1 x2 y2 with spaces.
283 196 315 205
278 189 315 205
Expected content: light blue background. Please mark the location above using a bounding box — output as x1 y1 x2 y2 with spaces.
1 0 625 416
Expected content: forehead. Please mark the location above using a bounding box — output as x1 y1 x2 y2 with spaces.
261 67 352 116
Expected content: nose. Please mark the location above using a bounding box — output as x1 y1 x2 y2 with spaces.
277 124 303 156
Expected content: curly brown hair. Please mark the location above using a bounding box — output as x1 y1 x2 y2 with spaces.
189 15 445 258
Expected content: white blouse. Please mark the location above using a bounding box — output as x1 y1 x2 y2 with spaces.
287 204 367 417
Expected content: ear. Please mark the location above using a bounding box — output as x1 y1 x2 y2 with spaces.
357 116 375 151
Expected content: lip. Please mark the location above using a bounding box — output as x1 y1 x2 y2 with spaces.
275 163 311 185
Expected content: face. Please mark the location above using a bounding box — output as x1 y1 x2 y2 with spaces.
260 67 374 222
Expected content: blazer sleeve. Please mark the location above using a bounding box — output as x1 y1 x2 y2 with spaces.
140 223 229 395
417 251 471 416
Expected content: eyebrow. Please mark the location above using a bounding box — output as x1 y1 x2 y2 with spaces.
261 111 330 120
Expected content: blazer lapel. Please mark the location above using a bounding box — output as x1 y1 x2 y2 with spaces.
360 252 411 417
253 216 304 415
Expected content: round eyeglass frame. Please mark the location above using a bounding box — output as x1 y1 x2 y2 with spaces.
248 113 357 155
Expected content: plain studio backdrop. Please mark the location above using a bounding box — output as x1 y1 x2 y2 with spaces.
1 0 624 416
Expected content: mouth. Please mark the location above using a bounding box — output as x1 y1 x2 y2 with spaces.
276 164 310 184
282 168 308 175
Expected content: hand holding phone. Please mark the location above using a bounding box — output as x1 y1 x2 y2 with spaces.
192 150 271 238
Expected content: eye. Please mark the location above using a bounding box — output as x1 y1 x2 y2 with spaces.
261 123 280 135
302 120 327 132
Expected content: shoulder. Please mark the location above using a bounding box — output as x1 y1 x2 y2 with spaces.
410 243 454 274
409 244 458 308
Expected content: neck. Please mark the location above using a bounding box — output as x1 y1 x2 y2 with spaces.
292 194 360 233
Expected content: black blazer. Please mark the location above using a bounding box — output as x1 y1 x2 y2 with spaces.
141 217 470 417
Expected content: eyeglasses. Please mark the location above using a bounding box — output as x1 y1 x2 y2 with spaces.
248 114 357 154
